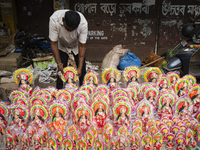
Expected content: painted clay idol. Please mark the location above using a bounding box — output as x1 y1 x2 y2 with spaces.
91 99 109 132
26 126 35 144
9 129 19 147
174 78 190 97
132 127 143 138
167 72 180 88
187 85 200 115
113 96 130 106
67 125 77 137
112 89 128 101
95 85 111 99
56 89 72 104
74 90 90 104
79 85 94 97
161 127 169 144
142 134 153 150
102 131 110 148
129 134 140 150
186 129 196 150
47 86 58 100
10 104 29 131
148 126 158 136
75 105 93 135
153 132 163 150
62 138 73 150
20 134 30 150
92 90 110 105
144 67 162 86
143 87 159 110
174 96 192 120
94 138 104 150
0 125 4 143
71 97 86 113
47 136 57 150
113 101 131 129
49 102 68 136
13 68 33 95
127 83 140 96
85 131 94 148
76 138 87 150
123 66 140 85
103 123 114 137
70 131 79 148
141 83 153 95
118 126 128 137
36 90 52 103
33 134 43 150
146 119 156 130
30 104 48 130
176 137 186 150
12 96 29 108
102 68 120 91
183 75 196 86
126 88 138 106
158 93 175 119
39 128 48 144
60 67 78 90
156 75 170 93
9 90 27 102
5 134 15 150
109 138 119 150
166 134 175 150
53 130 62 148
84 70 99 88
136 100 153 131
30 95 47 106
117 135 129 150
0 102 9 128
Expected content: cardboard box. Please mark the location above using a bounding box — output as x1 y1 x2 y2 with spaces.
0 52 22 72
0 45 15 57
0 73 40 100
0 77 18 100
33 57 56 69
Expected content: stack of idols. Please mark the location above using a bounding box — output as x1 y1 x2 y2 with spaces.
0 66 200 150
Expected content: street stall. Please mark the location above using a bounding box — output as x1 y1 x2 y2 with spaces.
0 0 200 149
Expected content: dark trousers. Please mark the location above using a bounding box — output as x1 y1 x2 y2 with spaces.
56 50 86 89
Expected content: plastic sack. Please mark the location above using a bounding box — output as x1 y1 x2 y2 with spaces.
118 51 141 70
101 45 129 69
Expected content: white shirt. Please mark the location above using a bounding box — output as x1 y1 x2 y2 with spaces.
49 10 88 55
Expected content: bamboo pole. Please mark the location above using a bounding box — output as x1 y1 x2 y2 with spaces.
140 56 165 69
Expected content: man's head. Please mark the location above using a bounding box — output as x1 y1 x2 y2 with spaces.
63 10 80 31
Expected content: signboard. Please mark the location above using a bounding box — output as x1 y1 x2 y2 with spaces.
70 0 158 61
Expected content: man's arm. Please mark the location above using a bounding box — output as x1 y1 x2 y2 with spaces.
77 42 86 78
51 41 64 74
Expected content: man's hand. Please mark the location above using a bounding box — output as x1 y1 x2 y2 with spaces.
51 41 64 74
77 67 82 78
78 42 86 78
58 64 64 74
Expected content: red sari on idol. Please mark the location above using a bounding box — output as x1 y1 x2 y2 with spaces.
166 141 174 150
154 142 163 150
130 144 139 150
143 144 153 150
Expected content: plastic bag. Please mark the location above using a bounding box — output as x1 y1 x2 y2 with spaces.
118 51 141 70
101 45 128 69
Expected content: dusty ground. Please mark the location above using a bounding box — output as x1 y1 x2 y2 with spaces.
39 62 200 89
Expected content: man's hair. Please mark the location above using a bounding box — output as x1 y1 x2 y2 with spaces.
64 10 80 30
